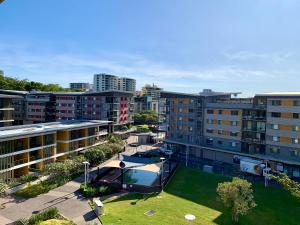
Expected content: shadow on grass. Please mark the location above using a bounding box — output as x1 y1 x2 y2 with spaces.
104 192 159 205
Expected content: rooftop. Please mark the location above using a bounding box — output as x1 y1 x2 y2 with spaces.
256 92 300 97
0 120 112 140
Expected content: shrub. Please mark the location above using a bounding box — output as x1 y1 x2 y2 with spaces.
0 181 8 197
20 174 39 184
18 207 60 225
137 125 150 133
80 183 118 197
107 143 124 154
15 181 58 198
39 219 73 225
106 134 124 144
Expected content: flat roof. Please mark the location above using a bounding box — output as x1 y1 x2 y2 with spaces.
0 120 112 140
256 92 300 97
0 94 23 99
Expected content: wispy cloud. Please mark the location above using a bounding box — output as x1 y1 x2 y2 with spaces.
223 51 293 64
0 44 299 94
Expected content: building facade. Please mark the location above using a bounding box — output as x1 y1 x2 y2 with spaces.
0 94 14 127
69 83 91 91
0 120 112 182
163 90 300 178
0 90 134 126
93 73 136 93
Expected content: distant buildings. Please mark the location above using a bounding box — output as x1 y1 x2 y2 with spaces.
69 83 91 91
0 120 112 181
0 90 134 126
134 84 166 123
93 73 136 93
162 89 300 178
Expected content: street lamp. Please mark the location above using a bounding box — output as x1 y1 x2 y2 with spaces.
160 157 166 189
83 161 90 186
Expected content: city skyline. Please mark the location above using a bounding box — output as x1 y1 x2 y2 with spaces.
1 0 300 97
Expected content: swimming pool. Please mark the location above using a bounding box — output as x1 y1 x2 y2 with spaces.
123 169 159 186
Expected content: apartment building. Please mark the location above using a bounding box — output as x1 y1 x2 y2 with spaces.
0 90 133 126
204 100 251 153
0 94 17 127
163 90 300 178
162 90 232 146
0 120 112 182
93 73 136 93
79 91 134 125
69 83 91 91
118 77 136 93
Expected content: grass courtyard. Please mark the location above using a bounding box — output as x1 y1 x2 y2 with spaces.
101 166 300 225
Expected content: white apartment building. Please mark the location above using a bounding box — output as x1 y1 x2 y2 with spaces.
93 74 136 93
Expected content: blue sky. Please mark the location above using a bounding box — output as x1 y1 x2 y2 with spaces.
0 0 300 96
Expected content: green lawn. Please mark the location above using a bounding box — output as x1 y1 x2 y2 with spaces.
101 166 300 225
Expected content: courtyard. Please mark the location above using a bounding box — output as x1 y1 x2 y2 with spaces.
101 166 300 225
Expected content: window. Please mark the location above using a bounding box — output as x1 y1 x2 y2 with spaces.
290 150 299 157
293 100 300 106
271 112 281 118
231 110 239 116
231 142 237 147
230 132 238 137
179 117 182 121
206 138 213 145
189 108 194 113
231 121 238 126
271 124 279 130
218 110 223 115
207 109 214 114
271 100 281 106
270 146 280 154
179 108 183 113
207 119 213 124
293 126 299 132
272 136 280 142
293 113 299 119
292 138 299 144
218 120 222 125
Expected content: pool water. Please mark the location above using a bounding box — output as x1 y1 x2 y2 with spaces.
123 169 159 186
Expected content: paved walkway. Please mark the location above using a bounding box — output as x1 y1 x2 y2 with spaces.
0 139 161 225
0 172 100 225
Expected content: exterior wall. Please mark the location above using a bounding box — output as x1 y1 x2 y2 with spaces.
69 83 90 90
55 95 77 120
0 97 14 127
164 93 300 178
166 96 203 145
265 98 300 163
0 121 112 182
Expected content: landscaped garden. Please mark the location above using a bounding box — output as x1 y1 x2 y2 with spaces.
100 166 300 225
14 135 125 198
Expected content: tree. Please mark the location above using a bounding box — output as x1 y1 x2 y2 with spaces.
270 173 300 199
133 110 158 125
217 177 256 223
84 147 106 166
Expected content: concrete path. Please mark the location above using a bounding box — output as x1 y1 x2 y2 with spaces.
0 173 100 225
0 139 161 225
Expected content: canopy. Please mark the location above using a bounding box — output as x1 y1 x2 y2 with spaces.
103 160 162 173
